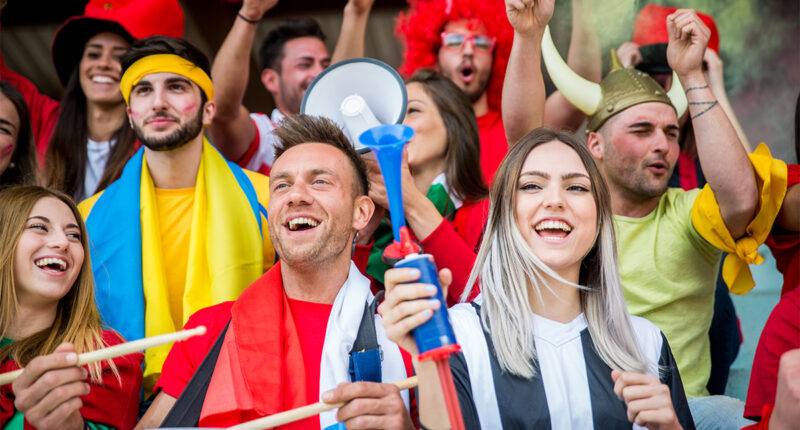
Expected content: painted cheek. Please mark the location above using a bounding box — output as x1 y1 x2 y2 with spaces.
183 103 197 113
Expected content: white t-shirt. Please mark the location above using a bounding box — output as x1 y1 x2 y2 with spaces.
81 138 113 202
240 109 284 176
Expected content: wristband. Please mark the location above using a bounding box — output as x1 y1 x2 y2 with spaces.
237 11 260 24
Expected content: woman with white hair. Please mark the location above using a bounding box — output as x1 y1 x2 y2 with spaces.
380 128 695 429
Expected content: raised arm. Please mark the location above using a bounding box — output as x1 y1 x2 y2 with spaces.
667 9 757 238
501 0 554 145
331 0 376 63
542 0 601 132
703 48 751 152
208 0 278 163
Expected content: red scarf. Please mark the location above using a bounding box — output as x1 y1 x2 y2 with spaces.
199 262 308 426
0 331 142 430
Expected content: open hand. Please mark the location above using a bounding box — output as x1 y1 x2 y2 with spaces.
505 0 554 36
12 343 90 430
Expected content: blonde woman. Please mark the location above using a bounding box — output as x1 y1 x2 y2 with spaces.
380 128 694 429
0 186 141 430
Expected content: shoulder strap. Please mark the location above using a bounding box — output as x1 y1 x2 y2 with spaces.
348 292 383 383
160 320 231 427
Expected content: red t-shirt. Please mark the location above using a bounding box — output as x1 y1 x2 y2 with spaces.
476 109 508 186
284 297 333 430
744 288 800 420
766 163 800 295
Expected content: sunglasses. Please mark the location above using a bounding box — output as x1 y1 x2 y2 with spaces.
440 32 496 52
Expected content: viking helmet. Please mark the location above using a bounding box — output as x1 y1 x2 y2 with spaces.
541 26 687 133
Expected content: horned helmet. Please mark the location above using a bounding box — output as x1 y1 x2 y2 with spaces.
541 26 688 134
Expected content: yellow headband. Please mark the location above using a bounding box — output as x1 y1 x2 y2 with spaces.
119 54 214 105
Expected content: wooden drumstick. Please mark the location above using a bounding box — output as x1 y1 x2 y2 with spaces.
0 326 207 385
229 376 419 429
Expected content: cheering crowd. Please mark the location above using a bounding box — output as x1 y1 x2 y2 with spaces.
0 0 797 429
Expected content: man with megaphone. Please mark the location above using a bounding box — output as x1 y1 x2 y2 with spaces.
208 0 375 177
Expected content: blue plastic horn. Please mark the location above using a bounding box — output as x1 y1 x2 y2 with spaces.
359 124 415 242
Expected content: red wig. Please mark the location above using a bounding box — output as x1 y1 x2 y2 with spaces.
395 0 513 112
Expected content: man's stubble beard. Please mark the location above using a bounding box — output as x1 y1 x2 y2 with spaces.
134 109 204 152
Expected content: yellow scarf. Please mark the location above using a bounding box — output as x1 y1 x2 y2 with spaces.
691 143 788 294
141 139 264 382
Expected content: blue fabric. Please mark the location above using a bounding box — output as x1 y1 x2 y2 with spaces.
86 146 260 344
349 348 382 384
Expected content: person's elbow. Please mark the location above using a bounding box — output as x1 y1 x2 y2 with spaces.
720 177 759 239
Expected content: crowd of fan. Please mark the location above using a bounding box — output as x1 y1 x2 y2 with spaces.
0 0 797 429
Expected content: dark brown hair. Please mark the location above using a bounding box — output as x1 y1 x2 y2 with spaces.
273 114 369 197
0 81 37 187
44 68 137 200
258 18 326 72
407 69 488 206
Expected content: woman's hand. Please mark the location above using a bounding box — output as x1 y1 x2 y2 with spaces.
379 266 452 357
12 342 90 430
611 370 682 430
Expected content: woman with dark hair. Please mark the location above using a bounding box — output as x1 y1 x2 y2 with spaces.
0 0 183 201
361 69 489 304
380 128 694 429
0 82 36 187
0 186 141 430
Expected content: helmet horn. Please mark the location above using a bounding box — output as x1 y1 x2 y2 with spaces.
541 26 602 115
666 72 688 118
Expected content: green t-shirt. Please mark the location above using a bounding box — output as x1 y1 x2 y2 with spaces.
614 188 720 398
1 338 114 430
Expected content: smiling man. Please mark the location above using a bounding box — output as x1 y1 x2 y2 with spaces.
77 36 275 394
137 115 415 429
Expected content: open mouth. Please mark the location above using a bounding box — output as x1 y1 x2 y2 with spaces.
534 219 573 241
286 216 320 232
34 257 68 273
458 63 475 84
91 75 118 84
647 161 667 174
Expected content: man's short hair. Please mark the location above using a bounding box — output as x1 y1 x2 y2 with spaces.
121 36 211 76
258 18 326 72
273 115 369 197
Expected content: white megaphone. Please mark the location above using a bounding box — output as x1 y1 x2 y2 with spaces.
301 58 407 153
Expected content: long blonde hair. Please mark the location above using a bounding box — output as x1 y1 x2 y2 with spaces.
0 185 115 381
463 128 649 378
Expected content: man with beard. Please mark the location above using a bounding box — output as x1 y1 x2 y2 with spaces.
397 0 600 184
136 115 415 428
78 36 276 394
208 0 375 176
503 2 788 427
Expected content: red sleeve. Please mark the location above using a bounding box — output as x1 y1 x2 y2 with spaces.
420 200 488 306
0 58 59 162
745 289 800 420
766 164 800 295
155 301 234 398
80 330 143 430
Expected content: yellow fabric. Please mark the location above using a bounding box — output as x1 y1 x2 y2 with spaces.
119 53 214 104
79 140 275 393
155 187 194 330
691 143 788 295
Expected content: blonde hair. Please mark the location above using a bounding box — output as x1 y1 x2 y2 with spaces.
0 186 116 381
463 128 649 378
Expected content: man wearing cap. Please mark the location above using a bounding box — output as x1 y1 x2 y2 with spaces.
502 2 785 428
77 36 276 394
208 0 375 176
137 115 414 429
397 0 600 185
0 0 183 201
